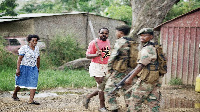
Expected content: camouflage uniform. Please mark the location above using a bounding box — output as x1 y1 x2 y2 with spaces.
104 37 137 110
127 28 162 112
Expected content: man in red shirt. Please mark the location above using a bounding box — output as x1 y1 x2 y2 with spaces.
84 27 111 112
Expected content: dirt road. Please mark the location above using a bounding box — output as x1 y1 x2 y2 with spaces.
0 86 199 112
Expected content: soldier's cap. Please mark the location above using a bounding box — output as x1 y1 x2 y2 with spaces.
137 28 154 35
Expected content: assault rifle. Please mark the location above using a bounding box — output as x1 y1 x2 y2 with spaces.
108 69 135 95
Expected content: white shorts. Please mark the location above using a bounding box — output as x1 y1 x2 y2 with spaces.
89 62 108 77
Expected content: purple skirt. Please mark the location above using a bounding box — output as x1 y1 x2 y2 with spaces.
15 65 39 89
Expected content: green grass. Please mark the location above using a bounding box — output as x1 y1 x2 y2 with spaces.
0 68 96 91
169 77 183 85
0 35 95 92
0 68 16 91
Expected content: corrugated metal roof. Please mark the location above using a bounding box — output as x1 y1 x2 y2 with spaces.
0 19 20 22
154 7 200 31
0 12 91 23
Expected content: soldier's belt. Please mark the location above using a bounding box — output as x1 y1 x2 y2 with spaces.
147 64 158 71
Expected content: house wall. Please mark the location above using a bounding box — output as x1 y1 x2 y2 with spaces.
160 10 200 85
33 14 87 47
0 19 34 37
0 13 125 49
33 14 125 48
87 14 126 47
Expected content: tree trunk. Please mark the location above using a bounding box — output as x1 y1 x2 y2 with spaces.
130 0 180 41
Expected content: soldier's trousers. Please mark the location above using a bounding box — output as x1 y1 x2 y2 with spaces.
104 72 135 110
127 78 161 112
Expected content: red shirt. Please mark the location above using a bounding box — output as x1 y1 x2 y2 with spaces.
86 39 111 64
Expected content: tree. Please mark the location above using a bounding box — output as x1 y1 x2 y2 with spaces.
20 0 63 13
103 5 132 25
129 0 180 40
165 0 200 22
0 0 18 16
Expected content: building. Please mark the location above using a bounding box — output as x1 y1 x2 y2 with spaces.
155 8 200 85
0 12 126 49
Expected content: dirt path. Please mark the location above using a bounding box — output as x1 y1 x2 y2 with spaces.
0 86 200 112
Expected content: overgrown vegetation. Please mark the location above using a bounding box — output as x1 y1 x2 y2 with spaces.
44 34 85 67
103 5 132 25
0 36 17 71
0 68 95 91
0 0 18 16
165 0 200 22
169 77 183 85
0 35 95 91
2 0 200 26
18 0 132 25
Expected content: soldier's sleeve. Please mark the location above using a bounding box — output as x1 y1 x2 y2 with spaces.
137 46 156 66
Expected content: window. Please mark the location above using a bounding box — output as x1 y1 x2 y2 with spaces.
9 39 21 46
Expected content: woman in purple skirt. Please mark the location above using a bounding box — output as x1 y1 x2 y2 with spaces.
12 35 40 105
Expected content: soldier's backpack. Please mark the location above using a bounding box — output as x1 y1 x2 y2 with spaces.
125 37 139 68
137 43 167 83
154 45 167 76
127 39 167 76
112 37 139 72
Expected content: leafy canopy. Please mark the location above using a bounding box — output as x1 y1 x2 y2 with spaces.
0 0 18 16
165 0 200 22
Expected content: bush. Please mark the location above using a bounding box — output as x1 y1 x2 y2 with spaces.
169 77 183 85
0 36 17 71
44 34 85 66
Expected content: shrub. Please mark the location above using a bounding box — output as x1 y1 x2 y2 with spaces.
0 36 17 71
169 77 183 85
44 34 85 66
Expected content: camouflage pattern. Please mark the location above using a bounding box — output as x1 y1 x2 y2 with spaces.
127 79 161 112
137 28 154 35
127 42 161 112
137 43 157 66
108 37 128 70
104 70 136 110
104 37 135 110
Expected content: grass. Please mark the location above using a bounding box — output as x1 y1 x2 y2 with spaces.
169 77 183 85
0 68 96 91
0 35 95 92
0 68 16 91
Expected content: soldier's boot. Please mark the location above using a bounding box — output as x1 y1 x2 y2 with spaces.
99 107 108 112
111 109 118 112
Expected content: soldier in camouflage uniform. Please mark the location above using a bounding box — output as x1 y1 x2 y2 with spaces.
104 25 138 112
125 28 162 112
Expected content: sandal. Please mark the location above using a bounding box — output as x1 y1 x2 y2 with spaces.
28 101 40 105
12 96 20 101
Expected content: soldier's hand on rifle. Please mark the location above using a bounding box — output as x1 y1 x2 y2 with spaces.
125 64 144 85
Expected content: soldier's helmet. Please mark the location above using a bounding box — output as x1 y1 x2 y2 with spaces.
137 28 154 35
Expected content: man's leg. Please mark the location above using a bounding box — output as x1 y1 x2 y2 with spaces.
87 90 99 99
127 81 157 112
99 90 105 108
95 77 107 109
83 77 104 109
104 77 120 111
145 83 161 112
